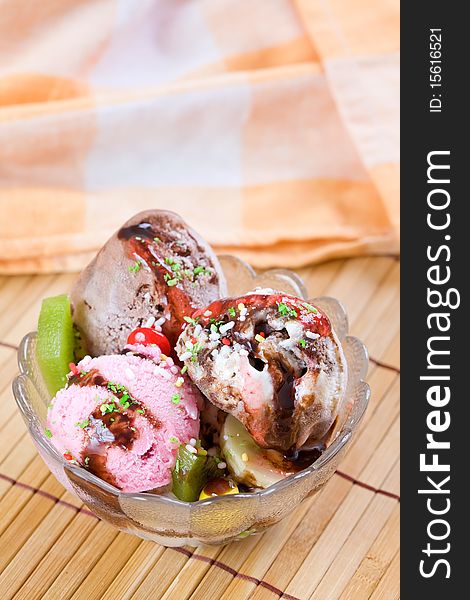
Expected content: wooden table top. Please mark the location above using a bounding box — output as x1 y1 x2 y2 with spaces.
0 256 399 600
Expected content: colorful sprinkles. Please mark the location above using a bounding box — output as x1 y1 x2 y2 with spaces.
277 301 298 318
128 260 142 273
162 256 213 287
177 293 328 371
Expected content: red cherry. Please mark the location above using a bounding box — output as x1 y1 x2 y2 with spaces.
127 327 172 355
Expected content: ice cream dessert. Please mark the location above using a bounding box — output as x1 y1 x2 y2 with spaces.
37 210 349 501
176 291 346 453
46 343 202 493
71 210 226 356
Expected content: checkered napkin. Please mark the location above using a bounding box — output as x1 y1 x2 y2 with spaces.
0 0 399 273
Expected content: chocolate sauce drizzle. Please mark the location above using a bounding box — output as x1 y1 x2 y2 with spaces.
259 418 334 474
68 368 160 486
282 444 325 470
117 222 155 242
117 222 203 345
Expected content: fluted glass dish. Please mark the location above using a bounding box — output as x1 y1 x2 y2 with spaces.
13 255 370 546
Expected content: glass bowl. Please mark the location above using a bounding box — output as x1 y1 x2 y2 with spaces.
12 255 370 546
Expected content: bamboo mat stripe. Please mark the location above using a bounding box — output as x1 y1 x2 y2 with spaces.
166 549 301 600
334 472 400 502
0 341 18 350
0 473 97 518
368 357 400 374
0 257 400 599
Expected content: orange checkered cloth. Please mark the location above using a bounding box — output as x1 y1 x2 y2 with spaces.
0 0 399 273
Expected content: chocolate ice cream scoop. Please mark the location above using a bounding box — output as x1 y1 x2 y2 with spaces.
71 210 226 356
176 291 346 452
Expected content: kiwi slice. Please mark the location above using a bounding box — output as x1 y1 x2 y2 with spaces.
171 444 220 502
220 415 290 488
36 294 75 396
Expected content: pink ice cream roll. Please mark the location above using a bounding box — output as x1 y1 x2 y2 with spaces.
46 344 202 493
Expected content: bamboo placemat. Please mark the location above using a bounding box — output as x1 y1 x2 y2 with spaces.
0 256 400 600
